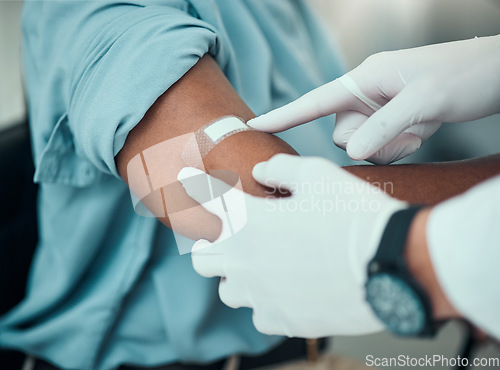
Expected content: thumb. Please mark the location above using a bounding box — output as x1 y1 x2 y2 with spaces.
346 87 427 161
252 154 337 195
191 239 226 278
251 154 309 193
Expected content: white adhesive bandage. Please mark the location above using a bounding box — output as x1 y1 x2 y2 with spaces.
182 116 254 168
204 117 249 141
338 75 382 111
126 117 250 254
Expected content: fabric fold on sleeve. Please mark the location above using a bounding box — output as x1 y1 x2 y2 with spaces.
66 4 225 178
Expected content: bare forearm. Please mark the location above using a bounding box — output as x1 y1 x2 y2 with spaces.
116 54 296 241
405 208 459 320
345 154 500 205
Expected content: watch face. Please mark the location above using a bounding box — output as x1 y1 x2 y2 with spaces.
366 273 426 336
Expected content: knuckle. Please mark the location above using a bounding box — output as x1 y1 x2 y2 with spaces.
356 51 399 85
332 127 348 148
361 51 387 69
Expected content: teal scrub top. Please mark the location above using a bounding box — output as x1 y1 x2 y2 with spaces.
0 1 351 369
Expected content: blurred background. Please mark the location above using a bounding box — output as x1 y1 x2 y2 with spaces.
0 1 24 130
1 0 499 369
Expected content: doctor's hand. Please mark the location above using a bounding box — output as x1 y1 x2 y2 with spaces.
249 35 500 164
178 154 407 338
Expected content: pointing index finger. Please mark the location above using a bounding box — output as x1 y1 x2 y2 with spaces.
247 77 358 133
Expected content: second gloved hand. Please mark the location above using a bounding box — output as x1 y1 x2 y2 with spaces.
178 154 408 338
249 35 500 164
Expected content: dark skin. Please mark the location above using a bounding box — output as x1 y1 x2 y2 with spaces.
116 54 298 241
405 208 458 320
347 154 500 205
116 54 500 325
116 54 500 233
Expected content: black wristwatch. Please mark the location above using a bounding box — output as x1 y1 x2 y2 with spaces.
365 206 437 337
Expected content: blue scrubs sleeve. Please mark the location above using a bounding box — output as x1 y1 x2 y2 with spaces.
23 0 225 181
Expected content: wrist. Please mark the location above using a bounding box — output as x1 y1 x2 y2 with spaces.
404 207 460 320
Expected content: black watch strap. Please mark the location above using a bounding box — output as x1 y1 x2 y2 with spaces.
368 205 438 337
369 206 424 271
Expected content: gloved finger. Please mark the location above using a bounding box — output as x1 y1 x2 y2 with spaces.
370 120 442 164
335 112 422 164
254 154 344 191
191 239 226 278
248 78 361 133
337 74 383 112
369 121 440 164
332 111 368 150
218 278 250 309
405 120 442 141
365 132 422 164
346 87 427 161
251 154 306 192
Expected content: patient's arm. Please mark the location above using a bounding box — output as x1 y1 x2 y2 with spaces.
116 54 499 243
346 154 500 205
116 54 297 241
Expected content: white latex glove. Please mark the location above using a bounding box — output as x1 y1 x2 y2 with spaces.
177 154 408 338
248 35 500 164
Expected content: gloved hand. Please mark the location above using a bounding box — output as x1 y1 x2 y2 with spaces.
178 154 408 337
248 35 500 164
